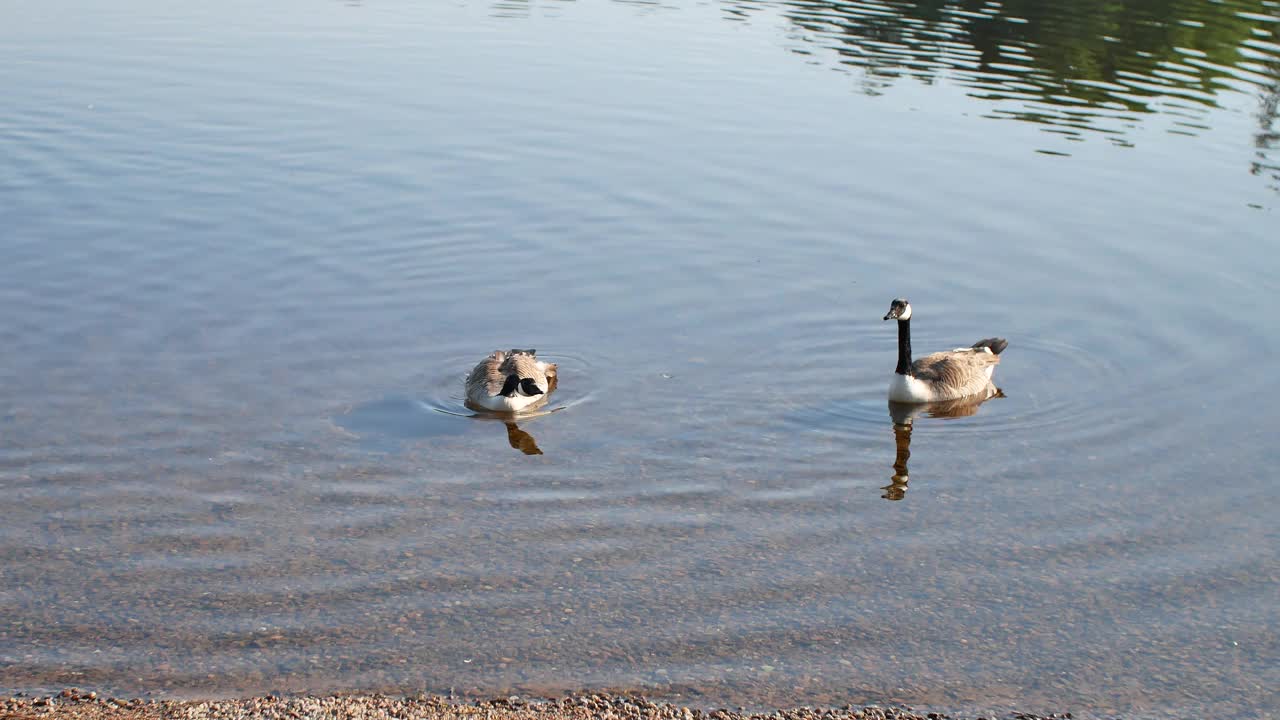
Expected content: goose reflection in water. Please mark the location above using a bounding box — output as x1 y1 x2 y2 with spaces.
462 412 552 456
883 386 1005 500
502 421 543 455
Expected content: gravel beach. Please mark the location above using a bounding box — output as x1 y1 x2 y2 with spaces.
0 691 1079 720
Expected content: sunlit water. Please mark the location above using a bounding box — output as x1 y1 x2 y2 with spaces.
1 0 1277 718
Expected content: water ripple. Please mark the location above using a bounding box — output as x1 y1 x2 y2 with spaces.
780 334 1129 443
1 1 1277 717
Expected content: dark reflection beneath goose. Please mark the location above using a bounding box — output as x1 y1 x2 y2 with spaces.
883 387 1005 500
884 420 913 501
502 420 543 455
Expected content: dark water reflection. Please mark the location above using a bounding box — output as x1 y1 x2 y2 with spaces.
1255 68 1280 191
728 0 1280 148
504 0 1280 184
883 389 1005 500
2 0 1278 719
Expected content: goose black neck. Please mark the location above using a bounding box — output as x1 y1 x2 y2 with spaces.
895 318 913 375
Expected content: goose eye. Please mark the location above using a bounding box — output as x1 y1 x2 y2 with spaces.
520 378 544 396
498 374 520 397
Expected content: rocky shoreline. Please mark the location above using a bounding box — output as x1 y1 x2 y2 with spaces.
0 690 1079 720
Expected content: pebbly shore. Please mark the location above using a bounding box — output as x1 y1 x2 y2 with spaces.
0 690 1079 720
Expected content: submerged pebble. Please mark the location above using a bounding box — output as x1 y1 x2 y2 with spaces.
0 692 1079 720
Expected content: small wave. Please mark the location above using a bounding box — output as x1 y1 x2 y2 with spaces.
416 349 601 419
783 335 1133 441
333 350 604 453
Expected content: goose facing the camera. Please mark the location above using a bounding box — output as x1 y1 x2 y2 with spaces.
883 298 1007 404
465 349 558 413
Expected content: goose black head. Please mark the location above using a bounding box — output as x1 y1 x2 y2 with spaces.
884 297 912 321
498 374 521 397
498 374 546 398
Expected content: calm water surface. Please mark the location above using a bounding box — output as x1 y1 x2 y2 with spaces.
2 0 1278 718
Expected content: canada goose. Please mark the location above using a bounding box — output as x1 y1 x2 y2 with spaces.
883 298 1007 403
465 349 558 413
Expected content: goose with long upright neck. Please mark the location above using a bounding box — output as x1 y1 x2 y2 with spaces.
883 298 1007 403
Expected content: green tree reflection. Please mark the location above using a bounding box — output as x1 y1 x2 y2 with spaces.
1253 38 1279 192
497 0 1278 191
728 0 1279 144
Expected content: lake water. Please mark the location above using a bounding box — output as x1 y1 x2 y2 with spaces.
1 0 1277 718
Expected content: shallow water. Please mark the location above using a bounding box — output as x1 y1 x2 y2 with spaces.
1 0 1277 718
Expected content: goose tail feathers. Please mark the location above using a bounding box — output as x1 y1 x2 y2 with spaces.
971 337 1008 355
